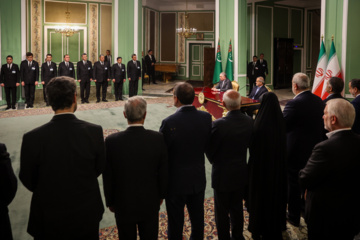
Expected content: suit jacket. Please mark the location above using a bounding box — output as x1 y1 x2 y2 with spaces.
1 64 20 87
351 96 360 134
299 130 360 234
127 60 141 81
206 110 253 192
111 63 126 83
249 85 268 100
20 60 39 84
160 106 212 195
19 114 105 237
93 61 111 83
76 60 93 81
215 78 233 92
104 55 112 65
41 62 57 84
323 93 346 104
283 91 325 170
144 54 156 74
0 143 17 240
103 126 168 223
247 61 260 78
58 61 75 78
256 59 268 77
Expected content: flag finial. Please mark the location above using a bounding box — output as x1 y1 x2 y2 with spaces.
321 35 324 40
332 35 334 41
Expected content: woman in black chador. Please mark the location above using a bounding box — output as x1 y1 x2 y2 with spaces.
248 92 287 239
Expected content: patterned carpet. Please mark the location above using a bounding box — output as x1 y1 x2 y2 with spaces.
99 197 308 240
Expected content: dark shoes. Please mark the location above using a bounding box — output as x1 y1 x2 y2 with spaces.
102 99 108 102
153 82 157 84
96 100 100 103
12 106 16 110
5 106 11 110
85 100 90 103
81 101 85 104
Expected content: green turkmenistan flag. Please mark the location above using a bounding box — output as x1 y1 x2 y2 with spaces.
225 40 233 81
213 39 222 84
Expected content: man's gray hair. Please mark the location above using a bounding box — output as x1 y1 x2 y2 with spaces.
124 96 147 122
256 76 265 84
223 90 241 110
220 72 226 77
327 98 355 128
99 54 105 58
292 72 309 90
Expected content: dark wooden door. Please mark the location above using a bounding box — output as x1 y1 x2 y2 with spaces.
273 38 294 88
204 47 215 87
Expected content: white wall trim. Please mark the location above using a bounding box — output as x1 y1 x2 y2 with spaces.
234 0 238 82
320 0 326 41
21 0 26 59
44 26 87 61
215 0 219 57
186 40 214 78
114 0 118 57
134 0 139 55
342 0 348 82
0 14 2 101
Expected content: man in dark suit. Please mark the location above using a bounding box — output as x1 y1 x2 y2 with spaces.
127 54 141 97
247 56 259 95
144 49 157 84
246 76 268 116
93 54 111 102
206 90 253 240
349 78 360 134
58 54 75 78
77 53 93 104
20 76 105 240
323 77 345 103
1 55 20 110
256 53 268 80
160 82 212 240
104 50 112 65
112 57 126 101
299 99 360 239
20 52 39 108
0 143 17 240
283 72 325 227
103 96 168 240
41 54 57 106
211 72 233 92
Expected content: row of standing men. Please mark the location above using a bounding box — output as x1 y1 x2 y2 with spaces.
0 50 157 109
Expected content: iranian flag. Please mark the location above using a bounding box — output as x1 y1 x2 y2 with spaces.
312 40 327 97
320 40 342 100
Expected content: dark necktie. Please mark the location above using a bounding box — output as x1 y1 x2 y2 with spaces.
66 62 69 68
28 61 31 67
8 64 10 69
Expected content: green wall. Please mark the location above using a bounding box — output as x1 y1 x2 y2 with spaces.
0 0 23 105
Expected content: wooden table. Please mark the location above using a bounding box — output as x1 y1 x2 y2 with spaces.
155 63 179 83
192 87 260 120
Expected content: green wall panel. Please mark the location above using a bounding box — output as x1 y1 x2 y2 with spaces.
219 0 234 70
247 5 251 62
274 7 288 39
291 9 302 46
325 0 343 65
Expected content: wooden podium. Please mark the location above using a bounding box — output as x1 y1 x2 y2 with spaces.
155 63 179 83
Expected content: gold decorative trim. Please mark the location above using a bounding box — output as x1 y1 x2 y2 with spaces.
89 4 98 63
31 0 42 62
197 105 216 121
198 92 205 104
177 12 185 63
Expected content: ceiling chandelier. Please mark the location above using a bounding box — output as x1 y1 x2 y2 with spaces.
54 1 79 37
176 0 197 38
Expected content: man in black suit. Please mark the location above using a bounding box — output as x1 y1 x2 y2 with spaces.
299 99 360 239
127 54 141 97
349 78 360 134
0 143 17 240
256 53 268 80
58 54 75 78
93 54 111 102
77 53 93 104
144 49 157 84
20 52 39 108
246 76 268 116
206 90 253 240
20 76 105 240
323 77 345 103
105 50 112 65
112 57 126 101
160 82 212 240
283 72 325 227
1 55 20 110
247 56 259 95
103 96 168 240
211 72 233 92
41 54 57 106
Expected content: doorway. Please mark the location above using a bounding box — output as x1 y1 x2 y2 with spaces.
189 43 212 80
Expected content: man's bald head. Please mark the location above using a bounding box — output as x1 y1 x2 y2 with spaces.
223 90 241 111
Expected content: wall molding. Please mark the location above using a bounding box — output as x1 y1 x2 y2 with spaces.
215 0 219 57
186 40 214 78
234 0 238 82
342 0 348 82
134 0 139 55
113 0 118 58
